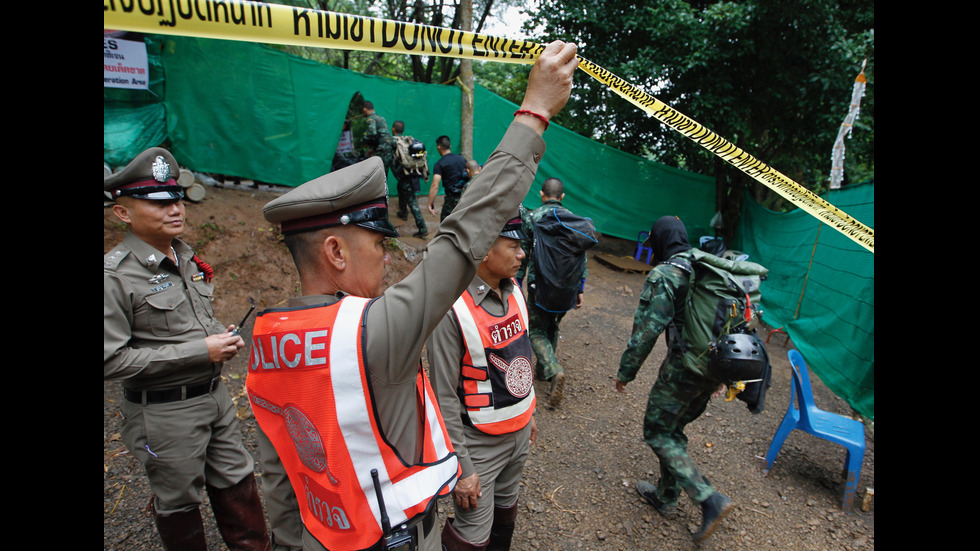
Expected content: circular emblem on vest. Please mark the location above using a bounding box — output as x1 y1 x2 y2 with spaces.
284 406 330 474
505 356 534 398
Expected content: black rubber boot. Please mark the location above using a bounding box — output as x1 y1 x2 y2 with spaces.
636 480 678 518
693 491 734 544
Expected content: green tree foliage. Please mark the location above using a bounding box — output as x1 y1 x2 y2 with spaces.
526 0 873 225
473 60 530 105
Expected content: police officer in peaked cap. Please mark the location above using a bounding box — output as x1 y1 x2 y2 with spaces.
104 147 271 550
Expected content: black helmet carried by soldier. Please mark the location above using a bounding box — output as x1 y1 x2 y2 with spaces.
408 140 426 159
708 333 765 383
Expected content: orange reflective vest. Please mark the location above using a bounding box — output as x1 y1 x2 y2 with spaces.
246 296 459 551
451 284 536 435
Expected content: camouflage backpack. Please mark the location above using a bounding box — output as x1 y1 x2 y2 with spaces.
393 135 429 179
667 249 771 411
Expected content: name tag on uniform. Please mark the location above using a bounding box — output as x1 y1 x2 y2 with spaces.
150 281 174 293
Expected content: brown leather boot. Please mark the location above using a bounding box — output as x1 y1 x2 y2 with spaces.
487 503 518 551
441 517 489 551
154 504 208 551
207 473 272 551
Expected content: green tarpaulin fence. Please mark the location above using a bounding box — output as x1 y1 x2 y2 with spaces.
104 35 715 242
735 181 874 419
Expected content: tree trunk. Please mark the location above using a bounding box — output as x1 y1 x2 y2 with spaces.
460 1 474 160
716 158 744 247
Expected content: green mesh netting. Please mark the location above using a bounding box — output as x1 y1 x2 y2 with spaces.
735 182 874 419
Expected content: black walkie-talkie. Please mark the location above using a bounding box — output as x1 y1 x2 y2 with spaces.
230 305 256 337
371 469 415 551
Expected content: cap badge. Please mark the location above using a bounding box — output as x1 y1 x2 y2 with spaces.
340 215 351 225
151 156 172 183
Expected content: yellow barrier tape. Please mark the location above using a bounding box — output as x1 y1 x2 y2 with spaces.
104 0 874 253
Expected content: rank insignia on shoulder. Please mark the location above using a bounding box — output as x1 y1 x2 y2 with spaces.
192 272 205 282
105 253 121 268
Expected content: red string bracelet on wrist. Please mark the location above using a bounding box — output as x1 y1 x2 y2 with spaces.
513 109 550 129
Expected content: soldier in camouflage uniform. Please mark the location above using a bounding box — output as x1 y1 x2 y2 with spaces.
615 216 734 544
391 120 428 238
362 100 394 174
517 178 587 407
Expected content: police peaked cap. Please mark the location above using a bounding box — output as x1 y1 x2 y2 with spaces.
499 211 525 241
264 156 398 238
104 147 184 201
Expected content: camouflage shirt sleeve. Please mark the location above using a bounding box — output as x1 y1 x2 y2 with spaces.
617 264 686 383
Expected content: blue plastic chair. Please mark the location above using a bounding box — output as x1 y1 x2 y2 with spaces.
634 231 653 264
764 350 866 511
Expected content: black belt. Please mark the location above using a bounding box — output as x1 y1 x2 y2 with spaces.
124 377 221 405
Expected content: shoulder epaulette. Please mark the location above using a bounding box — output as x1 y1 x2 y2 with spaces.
103 246 132 271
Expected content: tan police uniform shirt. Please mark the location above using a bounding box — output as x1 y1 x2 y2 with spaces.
104 231 224 389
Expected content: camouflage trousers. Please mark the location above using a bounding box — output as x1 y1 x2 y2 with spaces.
395 176 427 234
643 354 719 505
439 192 462 221
527 287 566 380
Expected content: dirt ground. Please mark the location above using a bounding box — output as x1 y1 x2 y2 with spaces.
104 184 874 550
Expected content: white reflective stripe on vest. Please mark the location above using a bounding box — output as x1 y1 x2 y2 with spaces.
452 289 535 426
452 294 493 397
330 297 458 529
388 385 457 516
